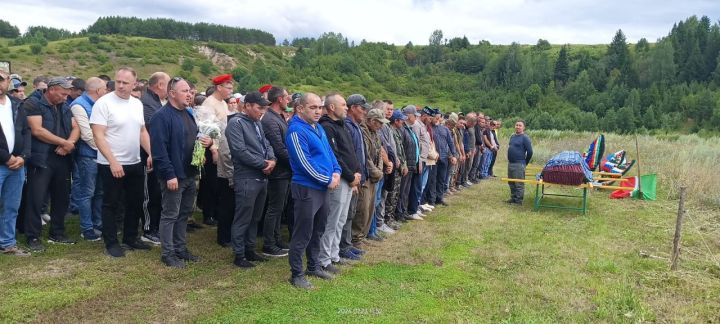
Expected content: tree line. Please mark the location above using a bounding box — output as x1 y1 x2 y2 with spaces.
2 16 275 46
265 16 719 134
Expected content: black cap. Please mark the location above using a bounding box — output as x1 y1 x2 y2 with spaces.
421 106 434 115
244 91 271 106
71 78 85 91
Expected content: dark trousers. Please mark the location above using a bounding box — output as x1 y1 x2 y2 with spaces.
396 172 412 218
216 177 235 245
263 178 290 248
143 168 162 233
340 192 358 253
289 183 328 277
407 171 422 215
198 150 219 222
99 163 144 248
508 162 526 203
159 177 196 257
434 158 449 203
24 155 72 241
232 178 267 257
422 165 437 204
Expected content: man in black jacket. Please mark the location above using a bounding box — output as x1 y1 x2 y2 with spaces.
139 72 169 245
260 86 291 257
226 91 276 268
0 71 31 256
318 93 361 274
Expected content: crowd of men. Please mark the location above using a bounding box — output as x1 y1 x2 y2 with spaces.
0 68 531 289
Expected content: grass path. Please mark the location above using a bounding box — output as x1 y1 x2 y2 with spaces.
1 167 718 323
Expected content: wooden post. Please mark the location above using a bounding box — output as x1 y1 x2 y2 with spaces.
670 186 687 271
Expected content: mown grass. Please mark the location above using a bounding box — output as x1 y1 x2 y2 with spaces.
1 143 718 322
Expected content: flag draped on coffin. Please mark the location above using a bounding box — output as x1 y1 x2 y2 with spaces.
609 174 657 200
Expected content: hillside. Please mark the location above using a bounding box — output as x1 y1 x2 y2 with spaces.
1 15 720 135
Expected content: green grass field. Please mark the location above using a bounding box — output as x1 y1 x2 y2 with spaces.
1 142 718 322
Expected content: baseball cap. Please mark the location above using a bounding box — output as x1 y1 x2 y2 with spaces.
367 108 390 123
390 109 407 122
421 106 434 115
71 78 85 91
47 77 73 89
402 105 420 116
243 91 271 106
347 94 371 110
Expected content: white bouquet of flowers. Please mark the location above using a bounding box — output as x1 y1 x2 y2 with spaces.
191 106 221 170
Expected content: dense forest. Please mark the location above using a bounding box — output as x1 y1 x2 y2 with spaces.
1 15 719 134
7 16 275 46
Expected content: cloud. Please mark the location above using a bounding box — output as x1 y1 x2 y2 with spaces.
3 0 718 44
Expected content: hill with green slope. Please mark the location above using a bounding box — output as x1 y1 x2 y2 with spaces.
1 15 719 135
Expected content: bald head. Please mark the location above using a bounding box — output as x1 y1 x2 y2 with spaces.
148 72 170 99
84 77 107 100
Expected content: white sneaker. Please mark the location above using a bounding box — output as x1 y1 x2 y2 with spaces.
41 213 51 223
408 213 424 221
378 224 396 234
419 204 433 212
416 211 426 217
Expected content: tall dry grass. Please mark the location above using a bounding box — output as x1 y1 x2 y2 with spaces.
497 129 720 209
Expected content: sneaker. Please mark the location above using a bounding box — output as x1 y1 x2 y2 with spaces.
367 234 384 242
465 181 474 186
161 255 186 268
350 247 366 255
262 245 289 257
245 251 269 262
81 229 101 242
0 245 31 257
408 213 424 220
203 218 218 226
187 222 204 230
306 269 334 280
339 250 361 261
40 213 51 223
27 238 45 252
420 204 434 211
388 220 402 230
93 228 103 237
48 235 77 245
377 224 396 234
105 244 125 258
176 249 200 262
332 258 350 266
290 275 313 289
122 239 151 250
321 263 341 274
233 255 255 268
276 241 290 252
141 232 161 245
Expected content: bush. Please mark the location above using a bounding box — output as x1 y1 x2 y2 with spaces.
30 43 42 54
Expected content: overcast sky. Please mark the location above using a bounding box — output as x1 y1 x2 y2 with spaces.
3 0 719 45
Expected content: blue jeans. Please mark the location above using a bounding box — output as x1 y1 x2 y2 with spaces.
369 177 384 236
0 166 25 248
480 150 493 178
75 156 103 232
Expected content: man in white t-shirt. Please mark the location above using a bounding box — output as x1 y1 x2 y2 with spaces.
91 67 153 258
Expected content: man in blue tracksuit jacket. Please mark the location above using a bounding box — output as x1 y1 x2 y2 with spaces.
285 93 341 289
